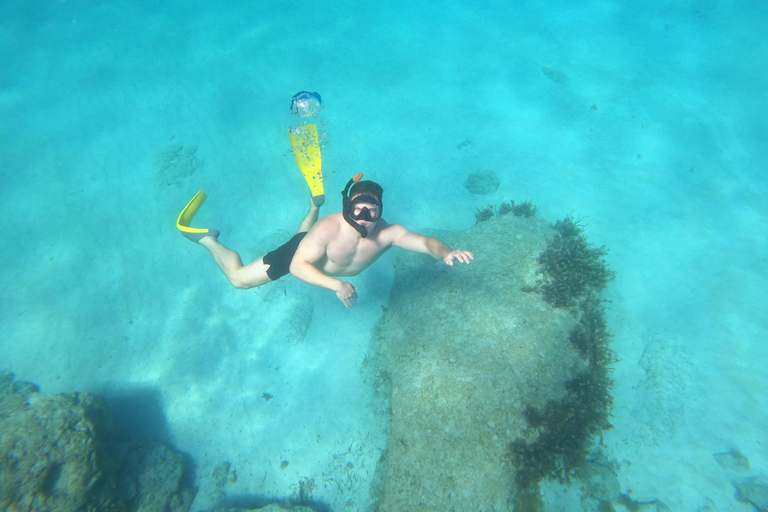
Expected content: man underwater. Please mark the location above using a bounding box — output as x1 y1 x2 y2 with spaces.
177 173 474 308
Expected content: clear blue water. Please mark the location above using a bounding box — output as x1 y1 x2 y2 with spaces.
1 0 766 510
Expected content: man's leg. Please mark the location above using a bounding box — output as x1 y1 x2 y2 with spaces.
197 201 320 289
199 237 271 289
296 200 320 233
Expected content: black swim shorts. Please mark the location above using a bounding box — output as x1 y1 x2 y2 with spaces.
262 232 308 281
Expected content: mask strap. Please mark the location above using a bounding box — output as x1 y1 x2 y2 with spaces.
341 173 368 238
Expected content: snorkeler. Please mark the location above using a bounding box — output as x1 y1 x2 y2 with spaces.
177 172 473 308
175 92 473 308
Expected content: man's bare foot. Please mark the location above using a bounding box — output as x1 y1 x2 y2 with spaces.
181 229 220 244
197 232 220 246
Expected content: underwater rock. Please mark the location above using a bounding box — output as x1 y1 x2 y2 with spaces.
0 372 196 512
212 505 317 512
714 449 752 473
119 439 196 512
542 66 566 84
735 477 768 512
212 461 232 489
368 212 612 510
156 142 203 187
464 170 501 195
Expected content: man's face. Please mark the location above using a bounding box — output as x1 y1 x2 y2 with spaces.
351 200 381 229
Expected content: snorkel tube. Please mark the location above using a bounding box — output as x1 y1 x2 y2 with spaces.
342 172 369 238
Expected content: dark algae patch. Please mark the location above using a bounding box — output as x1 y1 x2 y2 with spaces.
475 205 495 223
511 215 616 511
539 215 615 308
476 200 540 223
507 200 540 218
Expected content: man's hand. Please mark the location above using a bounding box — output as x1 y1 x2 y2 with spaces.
444 250 475 266
335 281 358 308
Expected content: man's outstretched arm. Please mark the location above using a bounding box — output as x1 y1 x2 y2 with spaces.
390 225 474 265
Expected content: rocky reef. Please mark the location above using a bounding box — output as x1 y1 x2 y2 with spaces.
367 209 615 510
0 372 196 512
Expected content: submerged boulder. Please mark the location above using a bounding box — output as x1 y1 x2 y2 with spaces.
0 373 196 512
464 170 501 195
368 211 614 510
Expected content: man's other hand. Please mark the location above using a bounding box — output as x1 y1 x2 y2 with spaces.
335 281 358 308
444 250 475 266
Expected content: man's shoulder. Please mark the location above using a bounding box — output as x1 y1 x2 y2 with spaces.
378 220 408 233
308 212 343 236
374 221 409 243
320 211 344 223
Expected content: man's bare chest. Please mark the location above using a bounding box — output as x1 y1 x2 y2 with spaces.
326 237 382 265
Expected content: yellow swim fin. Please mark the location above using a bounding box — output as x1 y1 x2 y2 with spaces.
288 123 325 206
176 190 219 243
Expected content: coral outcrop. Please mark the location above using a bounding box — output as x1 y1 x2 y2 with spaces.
0 373 196 512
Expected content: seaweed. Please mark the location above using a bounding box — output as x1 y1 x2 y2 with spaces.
510 300 614 493
512 200 539 218
570 297 613 364
553 214 584 238
510 218 616 505
497 200 539 218
475 205 495 223
539 216 615 308
497 201 515 216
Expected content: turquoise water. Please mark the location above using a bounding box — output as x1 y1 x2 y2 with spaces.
1 0 766 510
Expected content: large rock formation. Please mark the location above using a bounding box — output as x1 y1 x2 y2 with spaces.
0 373 196 512
368 209 614 510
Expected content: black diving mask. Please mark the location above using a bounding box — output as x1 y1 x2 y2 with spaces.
341 173 382 238
349 196 381 222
